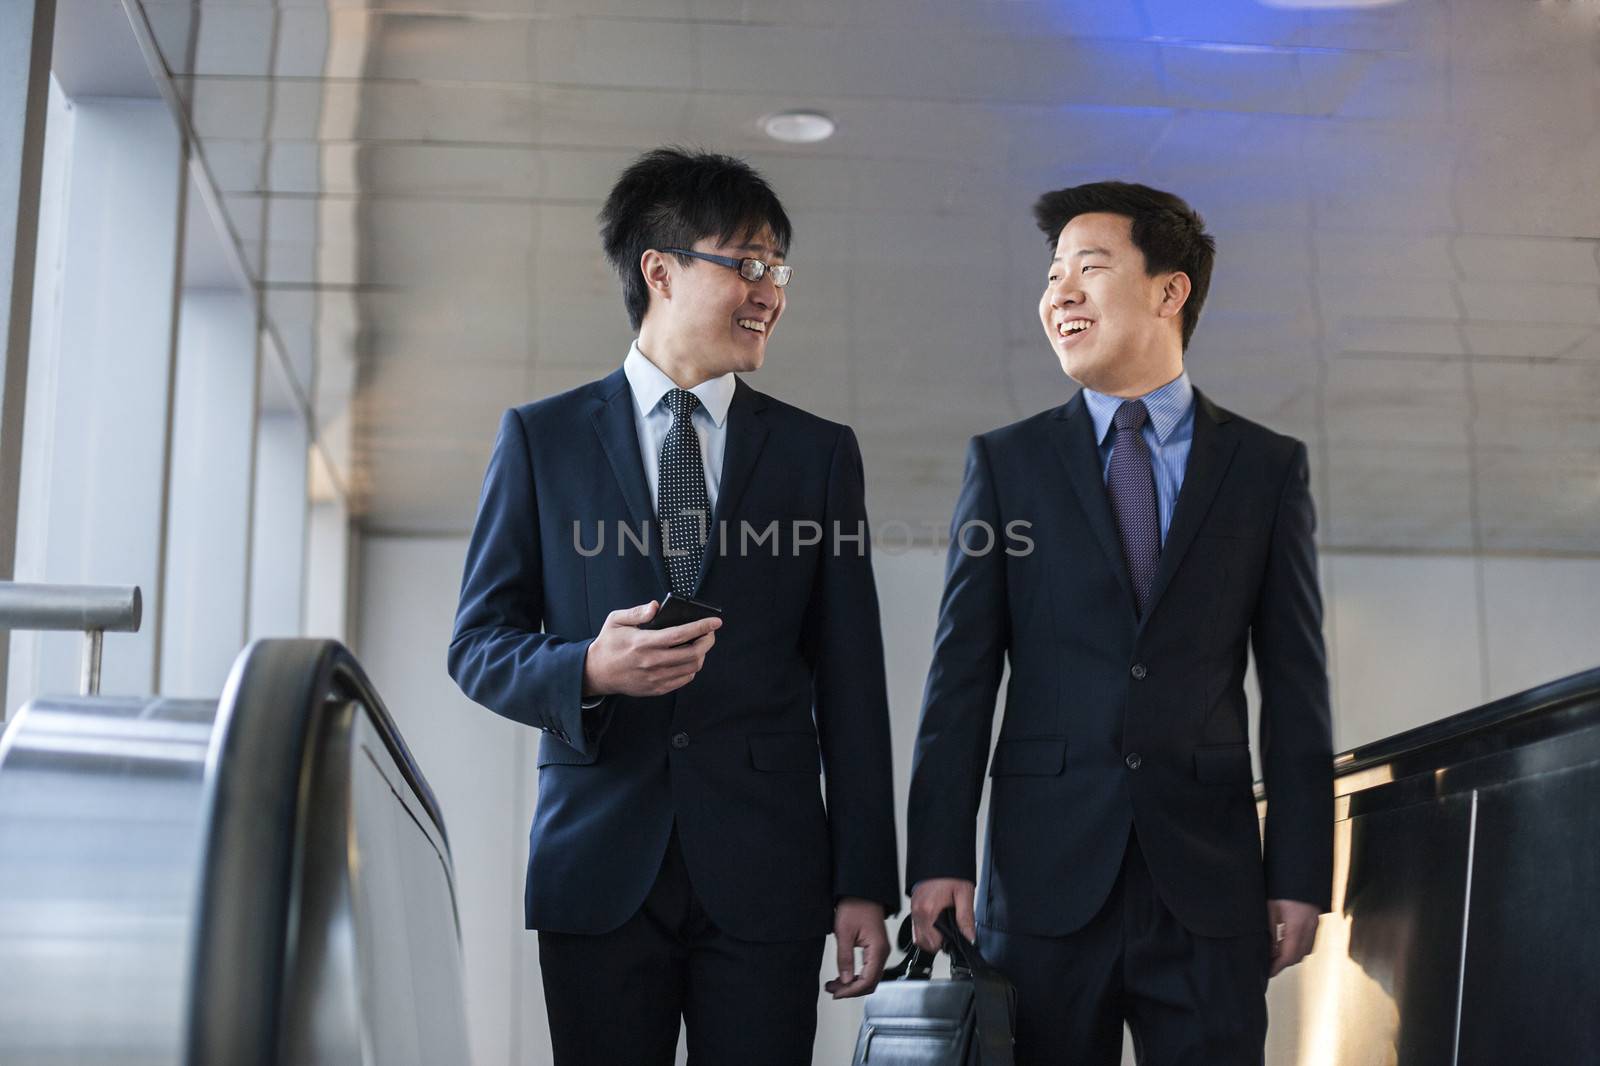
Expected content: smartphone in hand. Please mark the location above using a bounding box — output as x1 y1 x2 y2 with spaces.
641 593 724 632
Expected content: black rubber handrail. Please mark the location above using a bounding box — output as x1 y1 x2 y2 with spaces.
1255 663 1600 800
1331 664 1600 776
183 638 452 1066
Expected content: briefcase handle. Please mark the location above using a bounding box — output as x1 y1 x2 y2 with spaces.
883 915 937 981
880 910 1015 1064
933 908 1016 1066
883 909 1011 984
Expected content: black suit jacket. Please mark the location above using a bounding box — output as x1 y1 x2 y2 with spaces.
449 367 901 942
906 387 1333 939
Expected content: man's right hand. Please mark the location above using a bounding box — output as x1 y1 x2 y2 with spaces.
910 877 977 952
581 600 721 699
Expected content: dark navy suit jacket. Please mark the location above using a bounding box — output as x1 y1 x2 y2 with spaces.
906 387 1334 939
449 366 901 942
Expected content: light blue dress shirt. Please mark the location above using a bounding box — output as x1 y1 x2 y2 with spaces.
1081 371 1196 547
623 339 735 511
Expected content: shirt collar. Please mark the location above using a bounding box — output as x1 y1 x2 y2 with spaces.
623 340 736 428
1083 370 1193 448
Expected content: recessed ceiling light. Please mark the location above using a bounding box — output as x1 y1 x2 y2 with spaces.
761 111 836 144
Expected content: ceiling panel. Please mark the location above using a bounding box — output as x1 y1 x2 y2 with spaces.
124 0 1600 552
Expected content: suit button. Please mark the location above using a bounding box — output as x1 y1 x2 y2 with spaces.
671 732 690 750
1125 752 1143 770
1130 663 1148 680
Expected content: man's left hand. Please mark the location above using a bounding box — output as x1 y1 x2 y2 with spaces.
825 898 889 999
1267 898 1321 977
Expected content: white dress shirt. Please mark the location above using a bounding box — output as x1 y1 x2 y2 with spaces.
623 340 735 512
580 344 735 710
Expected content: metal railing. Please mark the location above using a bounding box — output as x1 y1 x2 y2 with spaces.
0 638 466 1065
0 582 142 694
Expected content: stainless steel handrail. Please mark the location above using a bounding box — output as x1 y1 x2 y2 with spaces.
0 581 142 694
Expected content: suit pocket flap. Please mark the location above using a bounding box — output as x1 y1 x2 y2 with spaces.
989 737 1068 777
536 734 596 768
749 732 820 773
1193 743 1252 784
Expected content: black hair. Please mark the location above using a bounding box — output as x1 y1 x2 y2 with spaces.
598 146 793 330
1032 181 1215 350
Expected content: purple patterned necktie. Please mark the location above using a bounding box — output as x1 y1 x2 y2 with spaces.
657 388 709 596
1108 399 1160 617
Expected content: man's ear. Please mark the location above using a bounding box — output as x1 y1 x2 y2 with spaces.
1157 271 1191 320
640 249 673 303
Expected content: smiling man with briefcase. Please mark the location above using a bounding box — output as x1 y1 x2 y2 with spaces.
905 182 1334 1066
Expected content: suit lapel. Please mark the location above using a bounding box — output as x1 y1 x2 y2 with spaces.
590 368 671 591
695 377 769 589
1140 388 1239 623
1051 391 1138 618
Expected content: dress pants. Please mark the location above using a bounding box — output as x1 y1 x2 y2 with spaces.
537 827 826 1066
977 830 1270 1066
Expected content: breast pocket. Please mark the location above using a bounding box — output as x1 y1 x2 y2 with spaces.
719 514 820 627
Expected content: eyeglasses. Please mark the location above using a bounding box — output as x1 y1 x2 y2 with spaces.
660 248 793 288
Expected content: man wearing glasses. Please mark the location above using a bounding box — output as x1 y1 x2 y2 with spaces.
449 147 900 1065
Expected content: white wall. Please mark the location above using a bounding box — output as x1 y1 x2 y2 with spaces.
356 535 533 1066
353 530 1600 1066
1324 552 1600 749
1481 557 1600 697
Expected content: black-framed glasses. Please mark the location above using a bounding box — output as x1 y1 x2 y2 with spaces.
660 248 792 288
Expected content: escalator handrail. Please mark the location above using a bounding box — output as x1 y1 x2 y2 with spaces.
1254 663 1600 801
183 638 452 1066
1332 664 1600 777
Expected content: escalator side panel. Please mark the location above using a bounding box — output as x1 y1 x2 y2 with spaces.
0 698 215 1066
1457 759 1600 1063
1264 791 1472 1066
348 710 470 1066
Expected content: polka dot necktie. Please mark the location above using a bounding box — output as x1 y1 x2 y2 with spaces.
657 388 710 596
1109 399 1160 618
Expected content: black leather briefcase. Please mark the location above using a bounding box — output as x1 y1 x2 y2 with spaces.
850 909 1016 1066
